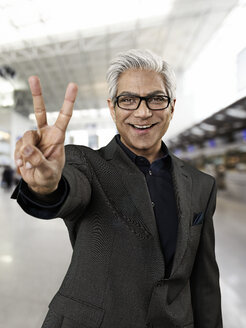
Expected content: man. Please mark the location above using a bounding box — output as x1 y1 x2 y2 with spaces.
12 49 222 328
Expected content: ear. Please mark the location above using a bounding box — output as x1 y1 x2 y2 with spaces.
170 99 176 118
107 98 116 123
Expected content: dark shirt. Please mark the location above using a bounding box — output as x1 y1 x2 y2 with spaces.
116 135 178 277
12 135 178 277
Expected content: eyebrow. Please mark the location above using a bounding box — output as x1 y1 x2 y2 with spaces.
117 90 167 97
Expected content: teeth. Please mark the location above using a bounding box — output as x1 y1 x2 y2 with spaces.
133 124 152 129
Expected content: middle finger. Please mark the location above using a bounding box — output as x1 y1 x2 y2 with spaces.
55 82 78 132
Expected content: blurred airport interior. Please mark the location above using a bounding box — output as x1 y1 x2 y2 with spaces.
0 0 246 327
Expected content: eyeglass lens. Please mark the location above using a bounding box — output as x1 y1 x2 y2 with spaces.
117 95 169 110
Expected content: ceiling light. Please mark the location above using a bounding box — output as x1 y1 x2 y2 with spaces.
0 255 13 263
227 107 246 119
215 114 225 121
200 123 216 132
191 127 204 136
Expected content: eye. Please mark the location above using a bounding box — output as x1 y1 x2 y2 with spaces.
119 96 137 104
149 96 166 103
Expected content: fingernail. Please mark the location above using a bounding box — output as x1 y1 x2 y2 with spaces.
23 146 33 156
25 161 33 169
16 159 23 167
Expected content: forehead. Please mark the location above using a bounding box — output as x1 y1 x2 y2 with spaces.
117 69 166 95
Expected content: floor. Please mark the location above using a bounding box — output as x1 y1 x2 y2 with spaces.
0 187 245 328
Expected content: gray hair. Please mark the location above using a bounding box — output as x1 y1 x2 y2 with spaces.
106 49 176 103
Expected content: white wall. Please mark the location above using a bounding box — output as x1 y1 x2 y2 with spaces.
167 3 246 140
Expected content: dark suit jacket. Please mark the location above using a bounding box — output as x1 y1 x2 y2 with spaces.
18 137 223 328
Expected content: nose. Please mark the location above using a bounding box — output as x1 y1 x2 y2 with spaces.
133 99 152 119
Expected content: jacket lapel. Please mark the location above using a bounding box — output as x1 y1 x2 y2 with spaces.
101 138 159 238
169 154 192 277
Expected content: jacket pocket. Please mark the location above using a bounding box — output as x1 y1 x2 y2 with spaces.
48 292 105 328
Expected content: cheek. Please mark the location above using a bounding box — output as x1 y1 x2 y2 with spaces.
161 112 172 124
115 111 131 124
157 115 172 133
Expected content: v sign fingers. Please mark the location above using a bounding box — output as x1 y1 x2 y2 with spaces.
15 77 78 195
55 82 78 132
29 76 47 129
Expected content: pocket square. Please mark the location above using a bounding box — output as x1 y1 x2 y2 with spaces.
192 212 204 225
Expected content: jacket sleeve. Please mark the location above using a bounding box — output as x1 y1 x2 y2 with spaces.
55 145 92 221
11 175 69 219
11 145 92 221
190 178 223 327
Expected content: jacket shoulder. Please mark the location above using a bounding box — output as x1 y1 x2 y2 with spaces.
64 144 99 162
65 137 117 161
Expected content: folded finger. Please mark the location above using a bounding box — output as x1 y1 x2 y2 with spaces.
20 144 48 173
15 138 23 167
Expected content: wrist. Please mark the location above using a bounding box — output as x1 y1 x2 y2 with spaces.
28 183 59 197
17 177 68 205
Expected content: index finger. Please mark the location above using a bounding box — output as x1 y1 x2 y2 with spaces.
55 82 78 132
28 76 47 129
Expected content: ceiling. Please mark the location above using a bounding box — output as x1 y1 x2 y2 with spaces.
167 95 246 157
0 0 239 117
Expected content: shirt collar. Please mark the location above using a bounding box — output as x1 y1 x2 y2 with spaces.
115 134 171 167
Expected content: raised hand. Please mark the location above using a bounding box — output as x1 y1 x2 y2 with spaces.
15 76 78 194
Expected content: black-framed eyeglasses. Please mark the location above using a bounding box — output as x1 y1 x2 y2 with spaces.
115 94 171 110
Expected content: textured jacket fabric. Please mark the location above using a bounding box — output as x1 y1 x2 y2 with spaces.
15 137 223 328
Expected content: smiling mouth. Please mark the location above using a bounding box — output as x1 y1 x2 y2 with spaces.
129 123 157 130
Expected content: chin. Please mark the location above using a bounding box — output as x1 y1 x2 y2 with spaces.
131 141 153 151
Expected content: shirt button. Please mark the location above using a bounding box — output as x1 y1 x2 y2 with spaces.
151 201 155 207
149 170 152 175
